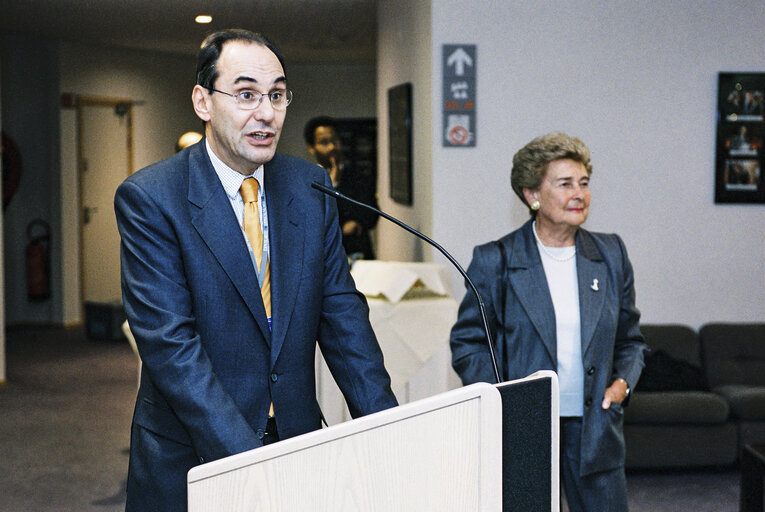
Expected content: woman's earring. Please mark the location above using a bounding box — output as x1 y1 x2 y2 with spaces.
530 200 540 211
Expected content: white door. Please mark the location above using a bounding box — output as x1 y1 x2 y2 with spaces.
80 102 130 303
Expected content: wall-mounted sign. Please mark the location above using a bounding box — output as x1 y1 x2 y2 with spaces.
442 44 476 147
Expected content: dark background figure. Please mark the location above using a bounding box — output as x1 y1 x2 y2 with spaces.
304 116 379 261
450 132 646 512
115 30 396 512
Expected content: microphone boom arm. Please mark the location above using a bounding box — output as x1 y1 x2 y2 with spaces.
311 181 501 384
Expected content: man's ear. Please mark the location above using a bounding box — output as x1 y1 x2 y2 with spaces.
192 85 212 122
307 145 316 157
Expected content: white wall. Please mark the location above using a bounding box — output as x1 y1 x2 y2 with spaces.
377 0 765 329
377 1 434 262
278 63 377 160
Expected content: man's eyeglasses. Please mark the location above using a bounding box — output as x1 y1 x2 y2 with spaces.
208 88 293 111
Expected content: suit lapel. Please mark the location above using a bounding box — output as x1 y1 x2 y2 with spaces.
187 143 272 342
576 230 607 357
507 221 557 361
264 156 304 365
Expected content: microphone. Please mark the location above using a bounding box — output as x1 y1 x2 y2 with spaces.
311 181 501 384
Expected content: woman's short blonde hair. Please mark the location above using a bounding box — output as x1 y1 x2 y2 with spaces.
510 132 592 216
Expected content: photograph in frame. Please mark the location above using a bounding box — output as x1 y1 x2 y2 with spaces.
715 72 765 203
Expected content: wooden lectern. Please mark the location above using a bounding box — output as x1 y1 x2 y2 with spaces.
188 371 559 511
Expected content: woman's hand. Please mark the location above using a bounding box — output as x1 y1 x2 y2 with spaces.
602 378 629 409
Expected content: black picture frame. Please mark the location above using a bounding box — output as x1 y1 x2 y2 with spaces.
715 72 765 203
333 118 377 186
388 83 413 205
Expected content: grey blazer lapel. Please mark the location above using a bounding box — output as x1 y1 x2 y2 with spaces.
187 143 272 342
507 222 557 361
576 230 607 357
264 157 304 365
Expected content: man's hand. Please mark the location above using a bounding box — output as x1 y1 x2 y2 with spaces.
602 378 629 409
342 220 362 236
328 155 341 184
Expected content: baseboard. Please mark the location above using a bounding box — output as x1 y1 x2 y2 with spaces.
6 321 84 330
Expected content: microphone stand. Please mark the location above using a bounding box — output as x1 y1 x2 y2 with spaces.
311 181 501 384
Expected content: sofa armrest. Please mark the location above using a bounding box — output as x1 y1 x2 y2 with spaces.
714 384 765 420
625 391 729 424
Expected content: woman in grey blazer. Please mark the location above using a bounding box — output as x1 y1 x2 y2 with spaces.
450 132 646 512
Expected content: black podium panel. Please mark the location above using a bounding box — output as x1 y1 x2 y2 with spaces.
497 376 554 512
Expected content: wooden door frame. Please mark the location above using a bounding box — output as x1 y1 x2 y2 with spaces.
75 95 134 312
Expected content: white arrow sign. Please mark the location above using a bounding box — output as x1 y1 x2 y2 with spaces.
446 47 473 76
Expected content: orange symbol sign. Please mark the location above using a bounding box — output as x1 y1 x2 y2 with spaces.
448 126 469 145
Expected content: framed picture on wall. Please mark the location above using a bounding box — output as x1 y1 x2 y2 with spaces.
333 118 377 186
715 72 765 203
388 83 413 205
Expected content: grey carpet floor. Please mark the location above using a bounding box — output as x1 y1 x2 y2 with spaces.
0 325 741 511
627 467 739 512
1 325 136 512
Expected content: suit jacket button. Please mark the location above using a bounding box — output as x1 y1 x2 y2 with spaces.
587 366 596 375
257 429 265 439
271 373 278 382
585 398 593 407
199 457 205 464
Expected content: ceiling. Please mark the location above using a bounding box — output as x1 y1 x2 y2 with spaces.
0 0 378 64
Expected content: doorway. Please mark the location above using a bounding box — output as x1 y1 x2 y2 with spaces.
77 97 134 306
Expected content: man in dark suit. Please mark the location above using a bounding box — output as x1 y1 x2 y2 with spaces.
115 29 397 512
304 116 379 261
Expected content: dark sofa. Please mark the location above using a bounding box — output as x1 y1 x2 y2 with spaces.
624 322 765 469
624 324 737 468
700 323 765 454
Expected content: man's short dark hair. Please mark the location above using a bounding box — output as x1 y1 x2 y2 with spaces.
303 116 335 146
196 29 285 91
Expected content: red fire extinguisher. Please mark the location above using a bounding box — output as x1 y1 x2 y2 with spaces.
26 219 51 301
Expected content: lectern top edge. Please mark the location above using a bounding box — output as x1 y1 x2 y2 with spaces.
187 381 502 484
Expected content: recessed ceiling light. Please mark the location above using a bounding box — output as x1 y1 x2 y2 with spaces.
195 15 213 24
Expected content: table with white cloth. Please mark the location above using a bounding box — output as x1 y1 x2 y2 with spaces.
315 261 463 425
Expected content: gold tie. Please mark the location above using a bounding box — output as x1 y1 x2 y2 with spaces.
241 178 275 420
240 178 271 319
